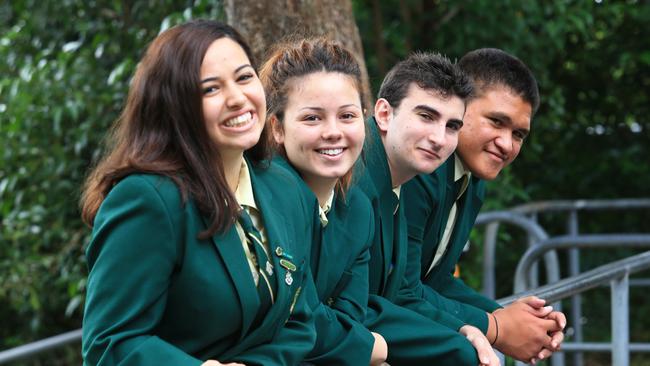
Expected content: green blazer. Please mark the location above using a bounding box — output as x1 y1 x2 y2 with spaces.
403 155 501 334
355 119 479 365
82 160 317 366
274 156 375 366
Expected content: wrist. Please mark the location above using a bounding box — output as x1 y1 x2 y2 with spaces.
490 312 500 346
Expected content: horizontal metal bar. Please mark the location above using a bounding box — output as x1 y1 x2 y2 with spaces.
475 210 549 242
0 329 82 364
629 278 650 286
511 198 650 214
514 234 650 292
560 342 650 352
501 251 650 305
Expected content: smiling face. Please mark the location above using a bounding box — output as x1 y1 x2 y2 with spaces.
200 37 266 160
273 72 365 193
457 85 532 180
376 83 465 187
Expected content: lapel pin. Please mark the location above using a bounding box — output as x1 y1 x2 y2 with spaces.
279 258 297 272
285 271 293 286
265 261 274 276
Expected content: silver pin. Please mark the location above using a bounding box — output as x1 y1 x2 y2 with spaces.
266 261 273 276
285 271 293 286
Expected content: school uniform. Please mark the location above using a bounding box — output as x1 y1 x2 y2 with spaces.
274 156 376 366
354 118 479 366
403 154 502 334
82 158 316 366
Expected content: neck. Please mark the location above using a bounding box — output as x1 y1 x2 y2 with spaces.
381 136 411 188
303 176 337 207
222 151 244 193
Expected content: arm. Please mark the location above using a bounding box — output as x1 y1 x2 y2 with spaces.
82 177 202 366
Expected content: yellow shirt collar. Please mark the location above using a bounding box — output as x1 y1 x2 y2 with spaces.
454 153 471 199
318 190 335 227
235 159 257 211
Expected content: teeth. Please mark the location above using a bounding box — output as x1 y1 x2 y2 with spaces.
224 112 251 127
318 148 343 156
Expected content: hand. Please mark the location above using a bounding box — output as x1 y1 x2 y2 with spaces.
370 331 388 366
490 296 562 361
201 361 246 366
531 310 567 363
459 325 500 366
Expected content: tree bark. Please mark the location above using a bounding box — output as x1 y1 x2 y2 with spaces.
225 0 373 108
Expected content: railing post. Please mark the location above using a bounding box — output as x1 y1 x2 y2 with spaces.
611 273 630 366
482 222 499 299
567 209 584 366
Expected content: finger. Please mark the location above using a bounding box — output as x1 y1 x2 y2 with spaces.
518 296 546 308
547 311 567 329
538 347 553 360
529 358 537 365
528 305 554 317
549 329 565 349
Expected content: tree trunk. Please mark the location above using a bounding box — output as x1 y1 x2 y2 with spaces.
225 0 373 108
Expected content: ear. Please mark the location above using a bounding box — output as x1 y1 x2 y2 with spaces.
270 115 285 144
374 98 393 133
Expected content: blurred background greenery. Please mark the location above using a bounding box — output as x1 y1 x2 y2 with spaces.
1 0 649 365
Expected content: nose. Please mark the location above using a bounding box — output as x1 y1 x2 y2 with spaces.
224 84 246 109
494 130 513 156
321 118 343 140
427 123 446 150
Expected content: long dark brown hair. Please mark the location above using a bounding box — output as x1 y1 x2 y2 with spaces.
81 20 269 238
259 38 366 196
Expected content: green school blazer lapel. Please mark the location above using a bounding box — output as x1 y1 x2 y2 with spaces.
243 162 305 338
202 216 261 339
435 177 485 281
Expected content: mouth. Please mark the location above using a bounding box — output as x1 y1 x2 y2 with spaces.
316 148 345 157
223 111 253 128
418 147 441 160
486 150 507 162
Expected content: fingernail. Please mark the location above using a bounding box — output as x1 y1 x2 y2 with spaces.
552 341 558 348
561 320 567 328
544 306 553 311
538 352 545 359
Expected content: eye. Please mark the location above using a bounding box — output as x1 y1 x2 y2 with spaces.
447 120 463 131
489 117 504 126
513 130 527 141
237 73 254 82
302 114 321 122
202 85 220 95
418 113 433 121
340 112 358 120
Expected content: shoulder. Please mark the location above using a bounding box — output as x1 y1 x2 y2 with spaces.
106 174 183 208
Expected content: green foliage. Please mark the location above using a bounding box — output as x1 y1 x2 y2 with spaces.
0 0 223 358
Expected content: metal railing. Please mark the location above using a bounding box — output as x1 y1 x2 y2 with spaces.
499 247 650 366
477 198 650 366
0 329 81 364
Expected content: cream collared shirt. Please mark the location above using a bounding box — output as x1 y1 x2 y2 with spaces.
318 190 335 227
392 186 402 215
234 159 271 286
426 154 470 275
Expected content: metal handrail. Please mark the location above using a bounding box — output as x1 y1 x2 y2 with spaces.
0 329 82 364
499 250 650 366
510 198 650 214
502 250 650 305
513 234 650 292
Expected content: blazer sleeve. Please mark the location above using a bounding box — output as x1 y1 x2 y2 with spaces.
82 176 202 366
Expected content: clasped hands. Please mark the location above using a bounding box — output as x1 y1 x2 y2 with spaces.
489 296 566 364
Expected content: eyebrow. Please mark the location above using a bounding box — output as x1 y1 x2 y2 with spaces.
413 105 441 118
298 104 361 112
200 64 253 84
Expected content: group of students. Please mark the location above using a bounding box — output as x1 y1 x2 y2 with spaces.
79 19 566 366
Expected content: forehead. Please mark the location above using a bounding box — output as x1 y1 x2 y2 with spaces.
397 82 465 116
469 86 532 129
286 72 361 102
200 37 250 76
